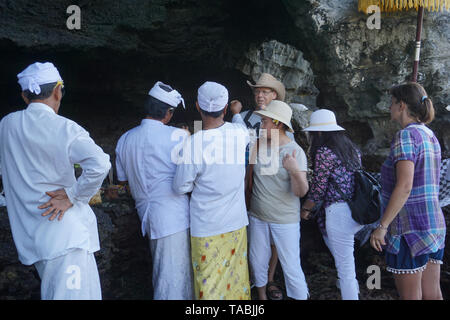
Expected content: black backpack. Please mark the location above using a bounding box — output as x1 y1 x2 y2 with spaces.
333 169 382 225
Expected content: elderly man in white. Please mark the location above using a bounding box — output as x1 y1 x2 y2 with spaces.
115 81 193 300
0 62 111 300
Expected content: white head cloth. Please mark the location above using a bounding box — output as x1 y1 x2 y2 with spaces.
197 81 228 112
148 81 185 109
17 62 62 95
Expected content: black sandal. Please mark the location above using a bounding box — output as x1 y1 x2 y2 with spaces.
266 281 283 300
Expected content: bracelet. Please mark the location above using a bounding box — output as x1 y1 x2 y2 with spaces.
377 223 388 230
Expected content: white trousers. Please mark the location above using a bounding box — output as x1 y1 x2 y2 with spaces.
248 215 309 300
149 229 194 300
34 249 101 300
324 202 363 300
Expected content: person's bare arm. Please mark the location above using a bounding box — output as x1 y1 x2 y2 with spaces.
370 160 414 252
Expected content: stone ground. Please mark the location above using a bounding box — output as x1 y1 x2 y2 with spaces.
2 193 448 300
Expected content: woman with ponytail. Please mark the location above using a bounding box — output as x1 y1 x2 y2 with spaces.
370 82 446 300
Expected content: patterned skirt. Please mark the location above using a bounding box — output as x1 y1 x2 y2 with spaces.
191 226 251 300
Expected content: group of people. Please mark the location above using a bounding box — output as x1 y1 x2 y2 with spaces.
0 62 445 301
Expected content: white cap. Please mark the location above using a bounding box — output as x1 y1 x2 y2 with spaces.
148 81 185 109
303 109 345 132
197 81 228 112
17 62 63 95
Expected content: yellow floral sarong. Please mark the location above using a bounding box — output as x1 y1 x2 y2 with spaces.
191 226 251 300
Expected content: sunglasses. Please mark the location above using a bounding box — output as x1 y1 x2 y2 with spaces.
54 80 65 98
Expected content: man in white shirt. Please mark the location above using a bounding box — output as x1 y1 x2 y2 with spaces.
115 81 193 300
0 62 111 300
173 81 251 300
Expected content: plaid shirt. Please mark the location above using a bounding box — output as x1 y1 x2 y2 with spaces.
380 123 446 257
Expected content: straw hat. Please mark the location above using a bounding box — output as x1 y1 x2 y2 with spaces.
247 73 286 101
303 109 345 132
254 100 294 132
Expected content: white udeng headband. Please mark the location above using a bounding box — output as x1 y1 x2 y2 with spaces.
17 62 62 95
148 81 185 109
197 82 228 112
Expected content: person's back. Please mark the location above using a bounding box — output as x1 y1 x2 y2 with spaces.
173 81 251 300
115 81 194 300
0 103 109 265
116 119 190 238
176 121 249 237
0 62 110 300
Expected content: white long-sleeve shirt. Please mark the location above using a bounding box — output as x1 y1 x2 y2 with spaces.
0 103 111 265
115 119 190 239
173 121 249 237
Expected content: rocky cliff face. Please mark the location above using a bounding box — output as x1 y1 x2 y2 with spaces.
283 0 450 166
0 0 449 299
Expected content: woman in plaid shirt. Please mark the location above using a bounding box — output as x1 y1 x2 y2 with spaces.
371 82 446 300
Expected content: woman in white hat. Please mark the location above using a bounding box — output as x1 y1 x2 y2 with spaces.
300 109 363 300
247 100 310 300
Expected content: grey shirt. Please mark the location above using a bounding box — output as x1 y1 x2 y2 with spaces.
250 140 307 224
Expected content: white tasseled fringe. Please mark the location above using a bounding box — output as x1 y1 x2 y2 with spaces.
387 258 444 274
387 264 427 274
429 258 443 265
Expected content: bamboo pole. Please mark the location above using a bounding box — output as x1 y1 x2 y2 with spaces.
411 6 424 82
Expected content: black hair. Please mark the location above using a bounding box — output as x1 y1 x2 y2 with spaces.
23 82 57 101
145 84 176 120
308 131 361 171
199 107 225 118
389 82 435 124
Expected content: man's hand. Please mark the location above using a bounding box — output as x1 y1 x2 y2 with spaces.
230 100 243 115
38 189 73 221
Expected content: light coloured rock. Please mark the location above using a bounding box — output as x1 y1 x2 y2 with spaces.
283 0 450 157
236 40 319 108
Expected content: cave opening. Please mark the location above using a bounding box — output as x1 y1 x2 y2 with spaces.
0 0 310 162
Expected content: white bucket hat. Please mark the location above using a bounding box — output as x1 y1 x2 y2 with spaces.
303 109 345 132
254 100 294 132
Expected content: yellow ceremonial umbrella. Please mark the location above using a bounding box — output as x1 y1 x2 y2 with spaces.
358 0 450 82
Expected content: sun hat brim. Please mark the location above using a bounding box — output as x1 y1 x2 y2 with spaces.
254 109 294 133
303 124 345 132
246 80 286 102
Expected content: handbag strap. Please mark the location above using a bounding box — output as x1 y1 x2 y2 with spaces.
243 109 254 128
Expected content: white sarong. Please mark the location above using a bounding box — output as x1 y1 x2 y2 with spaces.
34 248 101 300
149 229 194 300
